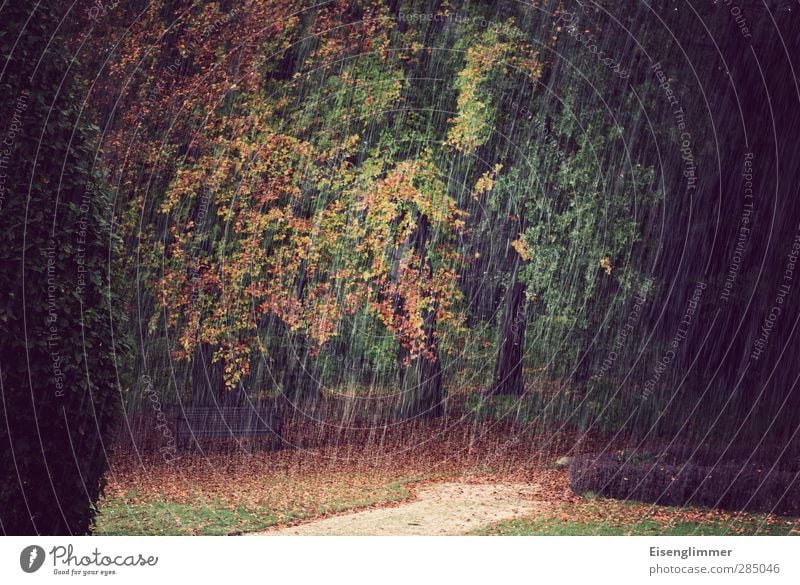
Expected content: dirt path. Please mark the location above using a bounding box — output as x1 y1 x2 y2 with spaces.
254 483 548 536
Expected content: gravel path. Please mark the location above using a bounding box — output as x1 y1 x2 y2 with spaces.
254 483 548 536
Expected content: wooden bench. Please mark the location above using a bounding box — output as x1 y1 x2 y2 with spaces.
175 406 283 451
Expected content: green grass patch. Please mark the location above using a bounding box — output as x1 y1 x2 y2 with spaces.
473 516 797 536
472 497 799 536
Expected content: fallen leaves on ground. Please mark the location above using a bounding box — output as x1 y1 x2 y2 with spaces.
100 418 592 533
101 416 797 536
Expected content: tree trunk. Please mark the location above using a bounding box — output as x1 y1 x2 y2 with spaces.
280 266 320 405
192 342 225 405
490 259 527 395
281 331 320 404
398 305 444 418
396 214 445 418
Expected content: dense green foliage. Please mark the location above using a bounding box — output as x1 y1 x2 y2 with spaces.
0 4 129 534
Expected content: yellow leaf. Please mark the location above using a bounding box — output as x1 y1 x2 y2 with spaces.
511 237 530 261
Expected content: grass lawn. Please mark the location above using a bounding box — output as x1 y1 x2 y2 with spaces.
473 495 800 536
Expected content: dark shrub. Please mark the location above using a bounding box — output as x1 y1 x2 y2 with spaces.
0 4 129 534
570 453 800 516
